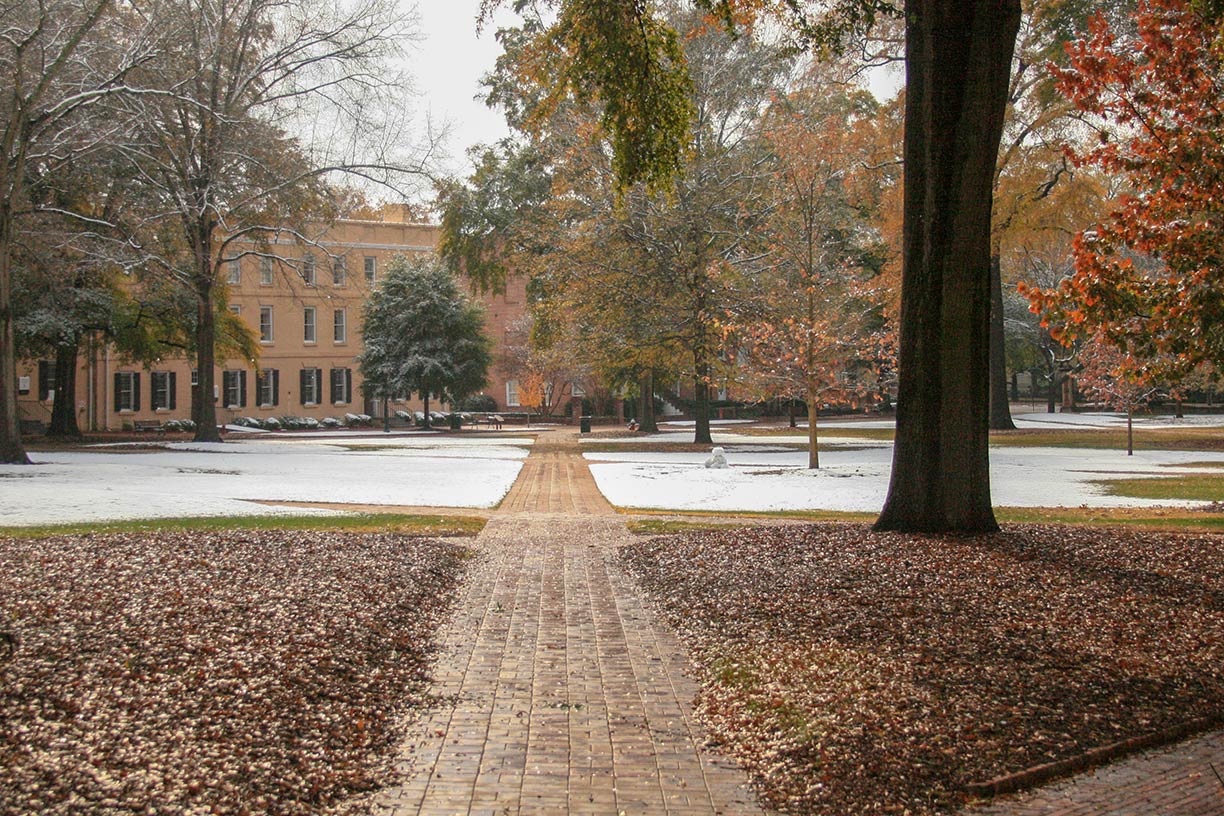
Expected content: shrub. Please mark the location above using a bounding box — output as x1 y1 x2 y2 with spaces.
261 416 282 430
320 416 342 428
163 419 196 433
456 394 498 413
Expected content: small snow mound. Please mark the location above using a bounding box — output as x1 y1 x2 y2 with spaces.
704 447 729 469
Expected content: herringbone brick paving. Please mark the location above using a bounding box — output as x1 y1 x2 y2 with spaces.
372 427 1224 815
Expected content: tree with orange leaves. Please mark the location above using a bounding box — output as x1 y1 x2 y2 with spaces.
1030 0 1224 376
738 63 892 469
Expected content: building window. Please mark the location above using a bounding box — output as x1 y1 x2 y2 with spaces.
38 360 55 401
333 308 346 343
260 306 273 343
259 256 274 285
364 256 376 284
332 255 346 286
330 367 352 405
300 367 321 406
151 371 177 411
571 382 586 398
302 254 316 286
256 369 279 407
222 370 247 408
229 304 241 316
114 371 140 412
303 306 316 343
506 379 520 407
191 369 199 388
224 257 240 285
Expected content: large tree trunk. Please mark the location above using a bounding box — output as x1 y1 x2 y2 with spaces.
875 0 1021 534
423 391 432 429
639 371 658 433
989 253 1016 430
48 339 81 438
0 205 30 463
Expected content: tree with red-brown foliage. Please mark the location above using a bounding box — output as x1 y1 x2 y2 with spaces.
1030 0 1224 376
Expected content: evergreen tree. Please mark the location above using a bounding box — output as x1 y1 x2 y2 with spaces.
359 255 492 429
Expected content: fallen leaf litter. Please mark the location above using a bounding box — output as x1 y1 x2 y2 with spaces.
0 530 467 815
619 522 1224 814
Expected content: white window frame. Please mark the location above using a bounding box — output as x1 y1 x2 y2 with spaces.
364 256 376 283
303 306 316 343
259 305 273 343
333 308 346 344
257 369 277 408
225 257 241 285
152 371 173 411
505 379 520 407
332 255 346 286
302 368 320 406
259 256 274 286
116 371 138 412
302 254 316 286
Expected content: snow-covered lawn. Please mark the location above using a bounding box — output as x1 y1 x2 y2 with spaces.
0 438 530 526
585 443 1224 512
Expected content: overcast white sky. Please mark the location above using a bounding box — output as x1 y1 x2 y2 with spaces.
410 1 516 173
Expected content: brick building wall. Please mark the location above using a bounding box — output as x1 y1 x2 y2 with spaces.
16 212 529 431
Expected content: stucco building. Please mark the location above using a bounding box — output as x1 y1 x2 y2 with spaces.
16 210 529 431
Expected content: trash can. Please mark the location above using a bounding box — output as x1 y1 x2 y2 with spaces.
579 415 592 434
448 413 461 431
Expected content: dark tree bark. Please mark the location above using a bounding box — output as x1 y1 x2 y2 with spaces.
48 339 82 438
638 371 658 433
989 253 1016 430
875 0 1021 534
0 205 30 463
693 370 712 445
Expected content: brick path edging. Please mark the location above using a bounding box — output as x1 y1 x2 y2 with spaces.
967 715 1224 798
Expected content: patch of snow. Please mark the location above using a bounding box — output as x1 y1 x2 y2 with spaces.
1 442 525 525
585 445 1224 512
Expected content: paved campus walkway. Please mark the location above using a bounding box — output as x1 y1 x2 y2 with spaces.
372 431 761 815
372 428 1224 815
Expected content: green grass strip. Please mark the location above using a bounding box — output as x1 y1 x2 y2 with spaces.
625 506 1224 535
1092 474 1224 502
0 512 487 539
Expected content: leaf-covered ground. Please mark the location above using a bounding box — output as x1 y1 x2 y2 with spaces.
0 530 468 815
619 523 1224 814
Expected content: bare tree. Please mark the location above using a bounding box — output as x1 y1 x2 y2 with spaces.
0 0 156 463
116 0 435 442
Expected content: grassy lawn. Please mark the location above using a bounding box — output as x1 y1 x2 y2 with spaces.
1094 473 1224 502
0 529 470 815
0 512 487 539
619 523 1224 814
627 506 1224 534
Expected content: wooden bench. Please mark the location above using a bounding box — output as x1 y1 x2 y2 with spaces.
132 420 164 435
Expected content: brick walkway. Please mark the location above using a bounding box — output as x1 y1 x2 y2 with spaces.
373 428 1224 816
371 431 761 815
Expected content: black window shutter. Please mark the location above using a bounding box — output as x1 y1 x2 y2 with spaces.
169 372 177 410
300 369 309 405
239 370 247 408
133 373 141 412
272 370 279 406
38 361 51 401
344 368 352 403
114 373 122 412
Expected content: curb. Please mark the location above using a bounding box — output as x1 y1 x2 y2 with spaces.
966 715 1224 798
